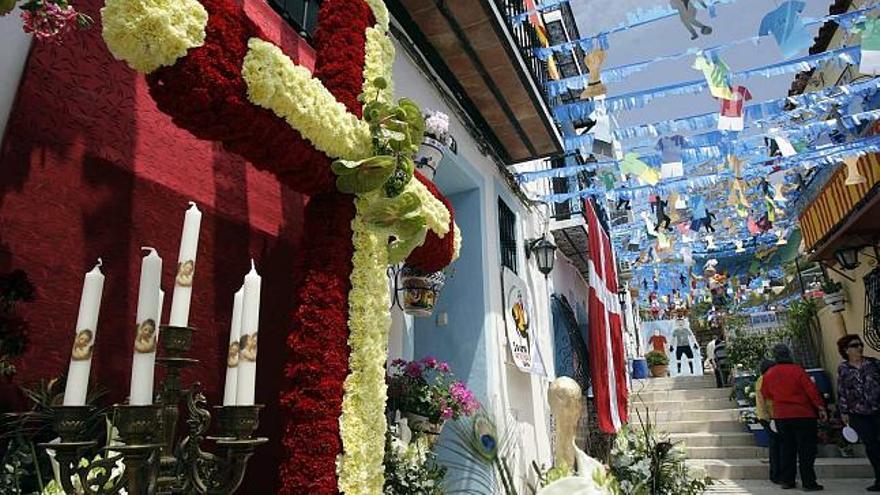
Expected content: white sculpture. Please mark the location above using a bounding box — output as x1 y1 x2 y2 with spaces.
541 377 613 495
538 441 611 495
547 377 582 469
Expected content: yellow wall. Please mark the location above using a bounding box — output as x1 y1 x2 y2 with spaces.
817 252 880 395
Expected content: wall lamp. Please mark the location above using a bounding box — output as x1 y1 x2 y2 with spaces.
834 244 880 271
526 235 557 277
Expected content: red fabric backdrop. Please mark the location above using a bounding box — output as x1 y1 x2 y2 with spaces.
0 0 314 489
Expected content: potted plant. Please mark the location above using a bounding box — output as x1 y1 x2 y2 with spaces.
822 279 845 312
400 265 447 317
387 357 480 444
645 350 669 378
413 110 452 180
738 408 769 446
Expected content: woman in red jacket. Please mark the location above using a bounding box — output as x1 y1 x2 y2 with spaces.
762 343 828 491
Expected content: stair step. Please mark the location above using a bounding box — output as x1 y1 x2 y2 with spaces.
631 387 732 403
630 398 734 411
656 420 744 434
671 432 756 448
686 446 767 459
706 478 876 494
633 376 718 391
688 458 873 480
630 409 741 423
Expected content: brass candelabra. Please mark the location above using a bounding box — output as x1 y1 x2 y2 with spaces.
38 325 266 494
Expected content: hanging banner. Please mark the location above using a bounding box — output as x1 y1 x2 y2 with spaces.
503 266 535 373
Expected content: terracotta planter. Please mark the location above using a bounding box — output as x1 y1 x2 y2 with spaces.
414 136 445 180
650 364 668 378
401 267 446 317
824 291 845 313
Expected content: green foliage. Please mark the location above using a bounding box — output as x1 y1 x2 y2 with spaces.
383 427 446 495
645 351 669 367
0 270 36 377
821 278 843 294
0 378 108 494
726 331 774 376
786 298 818 339
610 409 712 495
334 85 425 197
531 462 573 488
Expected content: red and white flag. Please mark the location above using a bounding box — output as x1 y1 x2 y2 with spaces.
584 199 628 433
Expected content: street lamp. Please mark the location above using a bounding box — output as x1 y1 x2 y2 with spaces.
527 235 557 277
834 246 862 271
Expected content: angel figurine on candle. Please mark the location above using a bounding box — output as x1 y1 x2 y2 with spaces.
71 329 94 361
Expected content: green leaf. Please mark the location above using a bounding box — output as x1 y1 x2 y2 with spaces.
388 216 428 264
334 156 397 194
373 77 388 90
363 192 422 228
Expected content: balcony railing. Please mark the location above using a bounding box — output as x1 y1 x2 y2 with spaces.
492 0 551 91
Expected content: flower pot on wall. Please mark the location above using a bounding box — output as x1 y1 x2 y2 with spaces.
650 364 668 378
414 136 445 181
401 266 447 317
823 291 845 313
404 411 445 447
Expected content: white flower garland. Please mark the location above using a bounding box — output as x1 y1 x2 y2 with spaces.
242 38 373 161
452 224 462 261
103 2 457 491
101 0 208 74
363 26 396 104
364 0 391 32
337 194 392 495
406 179 451 238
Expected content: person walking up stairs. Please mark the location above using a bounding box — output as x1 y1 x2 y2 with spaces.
629 374 874 494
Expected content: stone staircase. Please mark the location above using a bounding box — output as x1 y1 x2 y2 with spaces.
629 375 874 483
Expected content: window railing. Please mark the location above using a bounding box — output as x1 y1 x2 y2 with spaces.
491 0 550 91
267 0 322 40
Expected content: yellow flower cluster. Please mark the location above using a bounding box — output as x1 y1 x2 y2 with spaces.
242 38 373 160
101 0 207 74
452 224 462 261
406 179 450 238
363 27 396 104
364 0 390 32
338 194 393 495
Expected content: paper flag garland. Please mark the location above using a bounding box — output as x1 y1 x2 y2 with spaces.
692 53 733 99
620 153 661 185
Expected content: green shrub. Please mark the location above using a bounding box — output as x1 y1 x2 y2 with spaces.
645 350 669 367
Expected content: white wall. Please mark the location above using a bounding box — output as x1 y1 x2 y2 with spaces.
0 11 31 143
390 32 560 491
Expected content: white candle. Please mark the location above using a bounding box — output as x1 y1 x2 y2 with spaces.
63 259 106 406
223 287 244 406
236 261 262 406
129 248 163 405
169 202 202 327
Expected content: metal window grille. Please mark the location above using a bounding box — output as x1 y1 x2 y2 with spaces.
491 0 549 89
865 268 880 351
498 198 518 274
267 0 322 40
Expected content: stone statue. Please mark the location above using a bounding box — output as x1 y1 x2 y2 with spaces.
548 376 582 469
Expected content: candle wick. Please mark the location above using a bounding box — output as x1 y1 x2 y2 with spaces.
250 259 256 271
188 200 197 209
96 257 103 268
141 246 156 255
